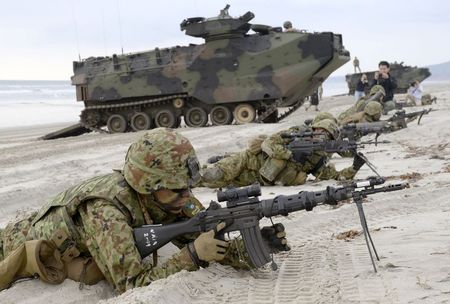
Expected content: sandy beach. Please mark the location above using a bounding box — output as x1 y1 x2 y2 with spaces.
0 82 449 304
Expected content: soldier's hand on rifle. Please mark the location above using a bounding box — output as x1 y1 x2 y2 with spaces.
261 223 290 253
352 153 366 171
192 222 229 263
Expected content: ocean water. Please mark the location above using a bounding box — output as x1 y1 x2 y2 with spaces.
0 80 74 104
322 75 349 97
0 80 82 128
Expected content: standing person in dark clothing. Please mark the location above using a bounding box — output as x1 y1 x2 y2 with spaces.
370 61 397 113
354 74 369 101
305 90 320 111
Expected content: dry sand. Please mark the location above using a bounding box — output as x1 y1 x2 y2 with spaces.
0 83 449 303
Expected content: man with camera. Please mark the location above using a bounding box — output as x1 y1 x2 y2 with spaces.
371 61 397 114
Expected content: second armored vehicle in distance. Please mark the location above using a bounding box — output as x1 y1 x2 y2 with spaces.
345 62 431 95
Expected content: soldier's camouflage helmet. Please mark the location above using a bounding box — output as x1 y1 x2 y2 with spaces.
312 118 340 139
123 128 201 194
312 112 338 125
283 21 292 29
364 101 382 120
369 85 386 96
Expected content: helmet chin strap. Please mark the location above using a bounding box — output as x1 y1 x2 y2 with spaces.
151 191 189 214
136 193 153 225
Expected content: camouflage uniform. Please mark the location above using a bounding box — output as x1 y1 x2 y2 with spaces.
0 129 251 293
339 101 382 125
202 119 358 188
312 112 338 125
338 86 384 123
421 94 437 105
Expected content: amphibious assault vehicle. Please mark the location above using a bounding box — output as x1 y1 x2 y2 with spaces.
70 5 350 133
345 62 431 95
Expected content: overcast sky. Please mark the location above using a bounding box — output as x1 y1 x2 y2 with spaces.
0 0 449 80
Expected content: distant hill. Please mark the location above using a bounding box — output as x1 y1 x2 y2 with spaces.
426 61 450 80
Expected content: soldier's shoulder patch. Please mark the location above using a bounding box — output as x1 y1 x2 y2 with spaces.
182 197 204 217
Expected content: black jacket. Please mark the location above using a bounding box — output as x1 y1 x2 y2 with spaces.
370 74 397 101
356 80 369 92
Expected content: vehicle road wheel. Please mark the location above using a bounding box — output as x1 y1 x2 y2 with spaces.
233 103 256 124
184 107 208 127
210 105 233 125
130 112 152 131
107 114 128 133
154 109 177 128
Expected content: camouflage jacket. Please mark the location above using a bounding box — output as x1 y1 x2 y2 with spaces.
338 98 368 122
261 130 357 182
340 111 374 125
2 171 251 293
203 128 357 188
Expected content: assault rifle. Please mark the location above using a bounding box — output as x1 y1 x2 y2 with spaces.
280 130 313 139
394 101 411 110
134 178 409 272
386 108 435 128
340 121 394 143
286 138 387 176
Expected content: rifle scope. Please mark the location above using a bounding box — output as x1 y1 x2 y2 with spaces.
217 183 261 202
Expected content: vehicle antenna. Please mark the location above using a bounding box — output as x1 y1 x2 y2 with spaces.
116 0 124 54
70 0 81 60
101 0 108 56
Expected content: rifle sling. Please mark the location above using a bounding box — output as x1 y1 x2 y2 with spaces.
309 156 326 176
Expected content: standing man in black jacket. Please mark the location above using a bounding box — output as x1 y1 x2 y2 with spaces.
371 61 397 114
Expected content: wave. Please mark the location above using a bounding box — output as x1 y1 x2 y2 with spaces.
0 81 76 104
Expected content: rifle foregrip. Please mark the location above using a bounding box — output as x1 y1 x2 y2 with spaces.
325 187 351 204
241 226 271 268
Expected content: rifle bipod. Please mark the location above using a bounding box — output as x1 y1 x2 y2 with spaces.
353 192 379 272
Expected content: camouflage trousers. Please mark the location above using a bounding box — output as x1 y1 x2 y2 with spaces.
0 211 38 261
201 150 310 188
405 94 418 106
202 150 266 188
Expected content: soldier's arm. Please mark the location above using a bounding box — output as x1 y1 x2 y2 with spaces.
314 163 357 181
261 132 292 160
78 199 198 293
310 153 357 181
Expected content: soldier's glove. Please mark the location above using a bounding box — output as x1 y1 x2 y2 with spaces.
189 222 229 265
261 223 290 254
352 153 366 171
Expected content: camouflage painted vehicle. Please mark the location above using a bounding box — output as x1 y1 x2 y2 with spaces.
345 62 431 95
72 5 350 133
